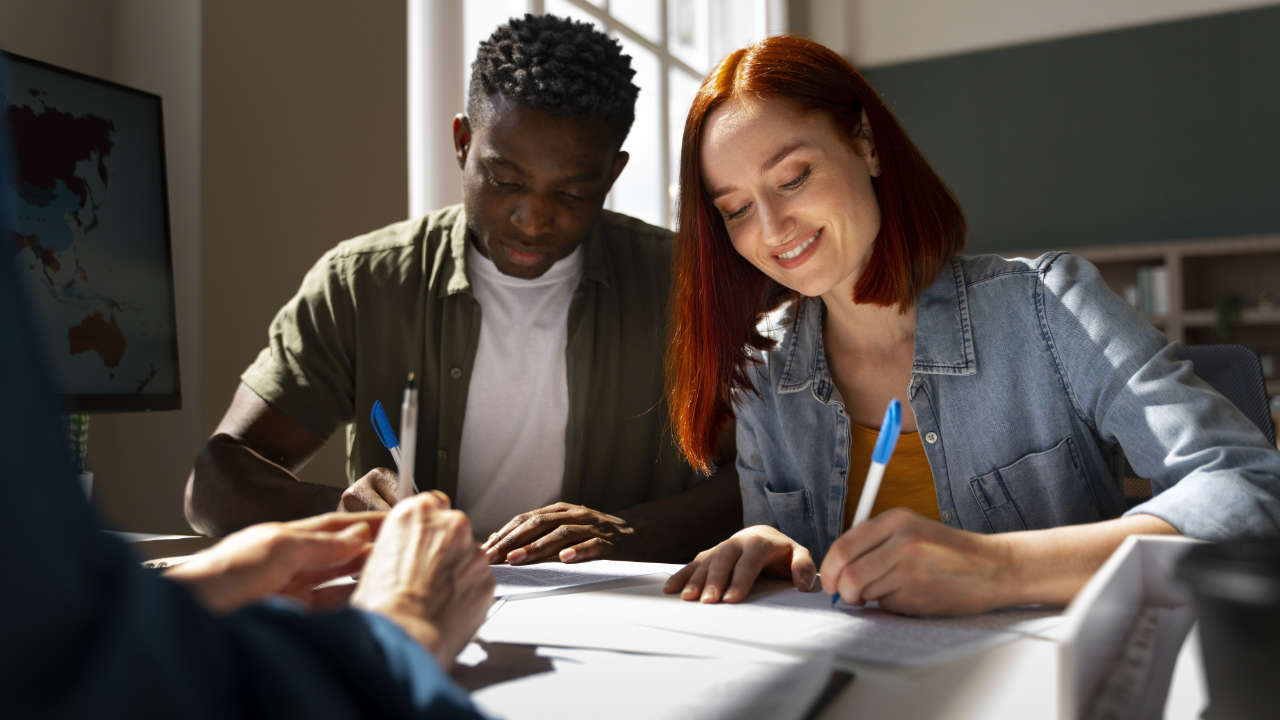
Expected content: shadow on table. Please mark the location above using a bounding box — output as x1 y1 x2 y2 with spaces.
452 641 556 691
802 669 855 720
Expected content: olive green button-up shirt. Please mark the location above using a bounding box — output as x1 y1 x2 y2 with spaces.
242 205 697 510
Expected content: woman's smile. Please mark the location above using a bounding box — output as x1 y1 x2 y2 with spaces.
774 227 823 268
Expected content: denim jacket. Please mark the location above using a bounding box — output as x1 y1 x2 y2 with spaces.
736 252 1280 564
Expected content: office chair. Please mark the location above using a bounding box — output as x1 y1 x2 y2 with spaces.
1174 343 1276 446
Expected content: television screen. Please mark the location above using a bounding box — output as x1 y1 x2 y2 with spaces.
4 51 180 411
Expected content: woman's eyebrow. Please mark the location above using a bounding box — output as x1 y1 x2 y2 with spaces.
709 140 810 199
761 140 808 173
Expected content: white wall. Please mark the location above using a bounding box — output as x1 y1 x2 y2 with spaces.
1 0 203 533
804 0 1279 67
200 0 408 497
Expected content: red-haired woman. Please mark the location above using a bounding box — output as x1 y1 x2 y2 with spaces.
662 36 1280 615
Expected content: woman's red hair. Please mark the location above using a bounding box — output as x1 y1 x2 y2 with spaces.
667 35 966 474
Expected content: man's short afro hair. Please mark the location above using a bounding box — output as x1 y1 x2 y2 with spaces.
468 13 639 146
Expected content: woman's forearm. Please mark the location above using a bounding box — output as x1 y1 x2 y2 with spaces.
992 513 1179 606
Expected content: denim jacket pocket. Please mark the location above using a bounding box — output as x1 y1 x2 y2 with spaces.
969 470 1028 533
762 483 821 554
969 436 1097 533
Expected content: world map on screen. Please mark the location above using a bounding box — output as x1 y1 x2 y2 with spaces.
5 61 178 401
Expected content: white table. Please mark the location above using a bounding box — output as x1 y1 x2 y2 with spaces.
454 538 1209 720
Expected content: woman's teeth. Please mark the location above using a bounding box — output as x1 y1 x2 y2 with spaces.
778 230 819 260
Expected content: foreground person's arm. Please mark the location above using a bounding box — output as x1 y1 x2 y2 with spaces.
1 271 489 718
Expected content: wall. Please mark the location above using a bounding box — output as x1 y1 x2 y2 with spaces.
800 0 1279 67
863 5 1280 252
1 0 202 533
200 0 408 497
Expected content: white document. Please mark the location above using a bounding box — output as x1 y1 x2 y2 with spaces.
492 559 684 598
480 579 802 663
461 645 835 720
479 575 1063 667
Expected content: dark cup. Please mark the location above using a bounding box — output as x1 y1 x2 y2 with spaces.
1175 540 1280 720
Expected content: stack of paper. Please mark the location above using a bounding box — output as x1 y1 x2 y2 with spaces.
478 573 1062 667
461 561 1068 720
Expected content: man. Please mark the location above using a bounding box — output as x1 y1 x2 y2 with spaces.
0 74 491 716
185 14 739 565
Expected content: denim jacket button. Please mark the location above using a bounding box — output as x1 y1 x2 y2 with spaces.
925 431 939 444
941 509 954 523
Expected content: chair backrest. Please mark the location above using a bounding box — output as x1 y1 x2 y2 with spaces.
1173 344 1276 446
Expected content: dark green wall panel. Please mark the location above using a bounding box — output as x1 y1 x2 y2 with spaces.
863 6 1280 253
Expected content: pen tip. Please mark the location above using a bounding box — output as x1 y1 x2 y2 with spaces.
406 371 415 388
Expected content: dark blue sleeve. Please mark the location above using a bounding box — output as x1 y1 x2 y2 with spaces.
0 66 485 720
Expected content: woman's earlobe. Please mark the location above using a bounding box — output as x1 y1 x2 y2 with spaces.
855 109 880 177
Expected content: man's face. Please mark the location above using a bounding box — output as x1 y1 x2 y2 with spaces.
454 95 629 279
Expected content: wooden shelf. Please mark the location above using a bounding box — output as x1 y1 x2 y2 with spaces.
1056 234 1280 261
1180 309 1280 327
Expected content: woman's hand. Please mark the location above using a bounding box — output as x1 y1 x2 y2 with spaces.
819 508 1011 616
166 512 385 613
662 524 817 603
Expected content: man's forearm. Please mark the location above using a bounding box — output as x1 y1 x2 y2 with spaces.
185 433 343 537
614 464 743 563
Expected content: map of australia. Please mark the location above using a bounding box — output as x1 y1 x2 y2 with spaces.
8 94 130 376
6 59 178 403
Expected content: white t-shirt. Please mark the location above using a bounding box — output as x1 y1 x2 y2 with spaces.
456 243 583 537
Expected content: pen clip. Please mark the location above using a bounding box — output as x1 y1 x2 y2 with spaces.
370 400 400 451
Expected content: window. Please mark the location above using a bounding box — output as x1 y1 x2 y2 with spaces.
460 0 785 229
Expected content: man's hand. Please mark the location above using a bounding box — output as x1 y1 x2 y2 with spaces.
480 502 636 565
662 524 816 603
819 508 1009 616
338 467 401 512
166 512 385 613
351 492 494 669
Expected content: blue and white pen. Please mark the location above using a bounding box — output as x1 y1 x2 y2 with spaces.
370 399 404 472
833 397 903 607
398 373 418 502
371 396 418 497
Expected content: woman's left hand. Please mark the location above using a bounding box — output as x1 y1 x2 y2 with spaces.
819 508 1011 616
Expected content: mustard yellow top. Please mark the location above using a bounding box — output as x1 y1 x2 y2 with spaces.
843 423 939 531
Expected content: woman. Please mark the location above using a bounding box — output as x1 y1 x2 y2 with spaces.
662 35 1280 616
